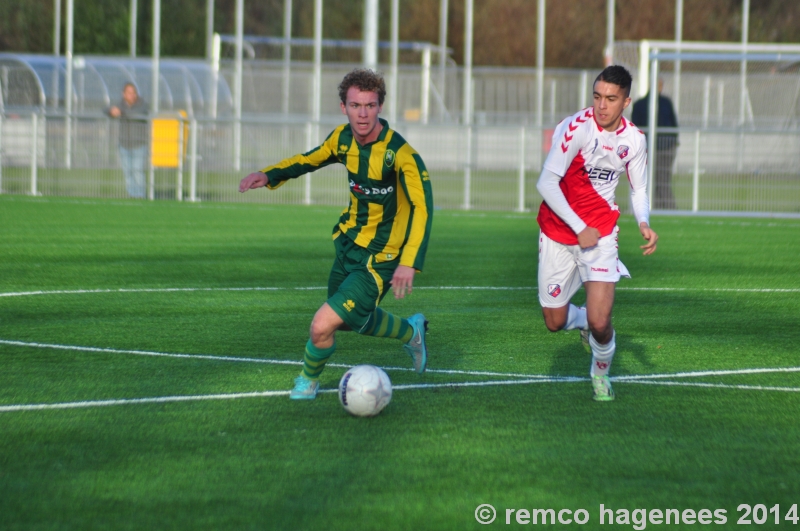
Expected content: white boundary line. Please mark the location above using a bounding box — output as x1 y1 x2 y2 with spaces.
2 286 800 298
625 380 800 392
0 378 585 413
0 339 798 413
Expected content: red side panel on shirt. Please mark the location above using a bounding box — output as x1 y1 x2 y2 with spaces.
536 152 620 245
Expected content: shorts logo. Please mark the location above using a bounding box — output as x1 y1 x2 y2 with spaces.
595 361 609 370
343 300 355 312
617 145 629 159
547 284 562 297
591 267 609 272
384 149 396 167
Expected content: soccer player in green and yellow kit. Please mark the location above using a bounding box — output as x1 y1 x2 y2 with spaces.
239 69 434 400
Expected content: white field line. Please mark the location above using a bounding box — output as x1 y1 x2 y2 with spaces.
624 380 800 392
616 366 800 381
0 338 798 414
3 286 800 298
3 374 798 413
10 338 799 383
0 339 557 379
0 377 586 413
2 339 799 383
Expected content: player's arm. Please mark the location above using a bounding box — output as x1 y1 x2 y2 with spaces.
393 146 433 299
536 167 599 248
625 140 658 255
239 128 341 193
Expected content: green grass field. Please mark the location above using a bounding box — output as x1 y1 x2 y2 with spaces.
1 195 799 530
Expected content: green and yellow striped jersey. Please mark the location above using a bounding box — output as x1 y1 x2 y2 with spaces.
261 119 433 271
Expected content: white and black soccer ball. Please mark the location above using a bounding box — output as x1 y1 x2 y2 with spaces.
338 364 392 417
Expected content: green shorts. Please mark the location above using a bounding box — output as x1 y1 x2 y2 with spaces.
327 232 397 332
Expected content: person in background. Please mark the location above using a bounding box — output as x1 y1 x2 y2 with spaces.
108 83 148 199
631 78 679 210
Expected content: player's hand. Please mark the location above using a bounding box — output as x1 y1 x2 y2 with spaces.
239 172 268 193
577 226 601 249
639 222 658 255
391 265 415 300
109 106 121 118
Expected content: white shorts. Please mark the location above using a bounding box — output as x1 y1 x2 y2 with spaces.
537 226 631 308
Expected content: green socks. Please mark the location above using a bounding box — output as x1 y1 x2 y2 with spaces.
362 307 414 343
301 339 336 380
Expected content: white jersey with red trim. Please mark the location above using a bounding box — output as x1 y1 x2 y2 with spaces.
536 107 649 246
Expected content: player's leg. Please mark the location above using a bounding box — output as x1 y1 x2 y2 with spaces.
538 231 586 334
577 227 628 401
345 255 428 373
290 303 343 400
584 281 616 401
290 235 351 400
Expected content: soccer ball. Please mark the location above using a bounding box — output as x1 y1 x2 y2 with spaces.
338 365 392 417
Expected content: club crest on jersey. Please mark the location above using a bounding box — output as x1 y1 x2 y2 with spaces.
384 149 396 167
617 145 629 159
547 284 562 298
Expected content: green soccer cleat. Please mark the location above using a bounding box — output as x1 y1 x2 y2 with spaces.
591 375 615 402
289 375 319 400
403 313 429 374
580 328 591 354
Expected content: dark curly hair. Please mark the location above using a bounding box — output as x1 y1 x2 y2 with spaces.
338 69 386 105
594 65 633 97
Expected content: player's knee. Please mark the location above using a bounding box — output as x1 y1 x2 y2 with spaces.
542 310 566 332
309 319 336 346
588 316 613 341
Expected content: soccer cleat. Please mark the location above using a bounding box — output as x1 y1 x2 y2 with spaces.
591 375 615 402
403 313 429 374
289 375 319 400
580 328 591 354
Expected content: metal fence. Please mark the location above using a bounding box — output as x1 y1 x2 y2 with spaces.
2 110 799 214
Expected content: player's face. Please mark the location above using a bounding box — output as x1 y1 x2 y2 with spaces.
341 87 383 144
593 80 631 131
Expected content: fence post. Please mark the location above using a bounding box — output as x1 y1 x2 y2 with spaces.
30 113 38 196
189 118 198 202
463 125 472 210
176 116 184 201
420 46 431 124
517 127 526 212
148 117 155 200
692 129 700 212
303 122 315 205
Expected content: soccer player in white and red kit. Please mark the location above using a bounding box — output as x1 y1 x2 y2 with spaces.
536 65 658 401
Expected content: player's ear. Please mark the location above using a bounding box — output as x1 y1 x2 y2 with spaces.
340 101 347 115
623 97 632 109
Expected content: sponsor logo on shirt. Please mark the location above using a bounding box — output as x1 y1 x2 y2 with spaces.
349 180 394 196
586 166 617 182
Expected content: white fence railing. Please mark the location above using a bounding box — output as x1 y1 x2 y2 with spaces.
1 111 800 215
